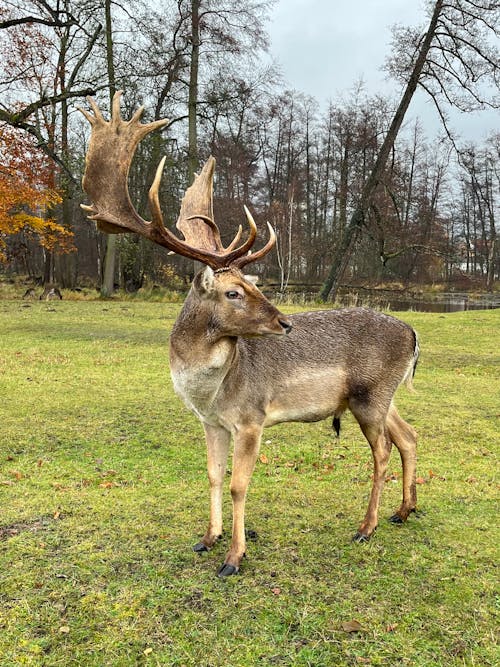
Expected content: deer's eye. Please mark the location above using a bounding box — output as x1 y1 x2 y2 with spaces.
225 290 241 300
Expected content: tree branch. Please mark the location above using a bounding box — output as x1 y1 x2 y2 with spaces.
0 87 97 125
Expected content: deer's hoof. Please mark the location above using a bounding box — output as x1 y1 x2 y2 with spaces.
352 531 371 543
193 542 209 553
389 513 404 524
217 562 239 578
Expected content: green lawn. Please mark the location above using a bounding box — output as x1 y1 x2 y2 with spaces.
0 299 498 666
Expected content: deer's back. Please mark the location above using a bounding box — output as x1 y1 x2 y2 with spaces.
230 308 417 425
240 307 415 367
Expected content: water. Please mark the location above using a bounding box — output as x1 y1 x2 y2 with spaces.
269 288 499 312
336 292 500 313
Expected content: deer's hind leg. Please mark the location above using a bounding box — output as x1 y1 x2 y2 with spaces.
350 398 393 542
386 404 417 523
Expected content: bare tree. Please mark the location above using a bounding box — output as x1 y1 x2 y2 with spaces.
320 0 499 300
458 137 499 289
0 0 76 29
100 0 117 297
0 1 100 174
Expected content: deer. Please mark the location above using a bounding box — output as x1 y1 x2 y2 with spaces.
79 92 419 577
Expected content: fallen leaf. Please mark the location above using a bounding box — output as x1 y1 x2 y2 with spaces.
259 454 269 464
143 648 153 656
386 623 398 632
466 476 477 483
59 626 70 634
416 476 426 485
52 482 69 491
10 470 23 481
341 619 364 633
53 511 61 520
37 459 44 467
99 481 114 489
271 587 281 595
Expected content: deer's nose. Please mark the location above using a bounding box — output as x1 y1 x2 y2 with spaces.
279 318 292 335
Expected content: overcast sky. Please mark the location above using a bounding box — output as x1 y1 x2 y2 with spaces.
266 0 498 142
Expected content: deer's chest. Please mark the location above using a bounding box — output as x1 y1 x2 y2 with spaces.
170 342 234 427
171 366 224 424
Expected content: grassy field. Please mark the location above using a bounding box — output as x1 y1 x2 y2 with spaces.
0 298 498 666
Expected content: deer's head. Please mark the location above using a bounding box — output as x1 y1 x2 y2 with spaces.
79 91 292 338
193 266 292 338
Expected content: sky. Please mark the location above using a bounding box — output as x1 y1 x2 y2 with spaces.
266 0 498 143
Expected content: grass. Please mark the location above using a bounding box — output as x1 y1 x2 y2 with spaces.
0 298 498 666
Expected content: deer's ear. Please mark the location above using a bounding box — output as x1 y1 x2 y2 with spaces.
194 265 215 295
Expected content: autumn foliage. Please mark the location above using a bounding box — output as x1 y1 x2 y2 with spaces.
0 124 73 262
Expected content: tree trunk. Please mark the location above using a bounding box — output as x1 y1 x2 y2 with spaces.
57 94 76 288
187 0 200 184
485 169 497 292
43 247 54 284
320 0 444 301
101 0 117 297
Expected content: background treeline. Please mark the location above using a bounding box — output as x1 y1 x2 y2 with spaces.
0 0 498 294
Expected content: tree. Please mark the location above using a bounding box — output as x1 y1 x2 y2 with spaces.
0 0 76 30
457 136 499 289
0 124 72 266
387 0 499 144
178 0 273 183
0 0 101 284
100 0 118 297
320 0 499 300
0 1 99 173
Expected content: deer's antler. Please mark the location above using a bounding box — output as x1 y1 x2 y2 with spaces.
79 91 276 269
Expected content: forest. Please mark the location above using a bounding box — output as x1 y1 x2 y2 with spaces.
0 0 498 298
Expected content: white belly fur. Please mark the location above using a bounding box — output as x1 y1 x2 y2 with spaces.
264 366 346 427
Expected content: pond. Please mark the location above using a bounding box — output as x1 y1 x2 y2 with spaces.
269 288 500 312
336 293 500 313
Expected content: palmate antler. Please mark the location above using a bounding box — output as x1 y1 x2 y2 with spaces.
79 91 276 270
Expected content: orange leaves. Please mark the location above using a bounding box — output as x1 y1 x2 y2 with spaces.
416 469 446 485
0 124 72 260
428 469 446 481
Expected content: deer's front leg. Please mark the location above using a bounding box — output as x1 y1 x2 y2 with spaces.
193 423 231 553
217 424 263 577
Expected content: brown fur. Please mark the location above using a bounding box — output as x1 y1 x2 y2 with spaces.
170 267 419 575
79 95 418 577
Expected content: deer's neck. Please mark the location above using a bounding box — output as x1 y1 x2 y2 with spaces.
169 293 237 423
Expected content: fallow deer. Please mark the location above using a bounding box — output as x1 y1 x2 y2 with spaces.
80 92 419 577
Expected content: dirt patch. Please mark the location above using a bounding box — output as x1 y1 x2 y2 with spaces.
0 517 53 540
